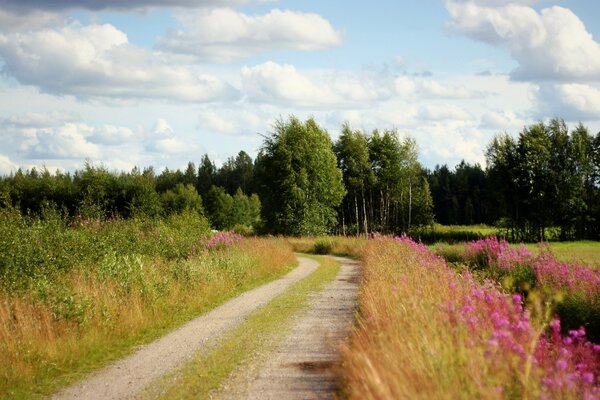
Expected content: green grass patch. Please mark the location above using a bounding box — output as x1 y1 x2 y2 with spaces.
142 255 340 400
522 241 600 267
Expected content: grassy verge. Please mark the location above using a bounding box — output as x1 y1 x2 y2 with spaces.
341 237 598 399
141 255 341 400
0 231 295 399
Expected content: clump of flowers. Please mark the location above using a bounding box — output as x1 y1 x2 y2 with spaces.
202 231 243 251
405 236 600 398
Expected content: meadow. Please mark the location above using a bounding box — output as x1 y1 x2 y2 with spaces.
0 207 295 399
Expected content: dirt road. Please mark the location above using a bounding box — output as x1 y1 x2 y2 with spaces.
216 256 361 400
52 257 319 400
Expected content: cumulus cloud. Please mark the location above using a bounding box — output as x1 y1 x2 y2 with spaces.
89 125 138 144
157 8 342 62
198 109 264 135
445 1 600 82
20 123 101 159
479 110 527 130
241 61 392 107
0 154 18 175
536 83 600 120
417 104 473 121
394 76 485 99
0 23 238 101
145 118 192 154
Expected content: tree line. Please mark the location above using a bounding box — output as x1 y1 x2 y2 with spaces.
427 118 600 241
0 116 434 236
5 116 594 240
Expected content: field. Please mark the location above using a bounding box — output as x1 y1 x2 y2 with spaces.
2 210 600 398
431 240 600 268
0 207 295 399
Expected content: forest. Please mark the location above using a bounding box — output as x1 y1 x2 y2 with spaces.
1 116 599 241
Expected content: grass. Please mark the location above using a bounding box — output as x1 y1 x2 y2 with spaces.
523 241 600 268
0 229 295 399
340 236 599 399
430 240 600 268
285 236 367 258
142 255 341 399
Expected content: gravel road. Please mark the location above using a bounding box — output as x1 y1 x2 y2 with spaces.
216 256 361 400
52 257 319 400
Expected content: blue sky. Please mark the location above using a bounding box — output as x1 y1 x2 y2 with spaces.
0 0 599 174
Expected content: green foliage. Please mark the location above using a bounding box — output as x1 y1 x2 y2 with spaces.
312 238 333 255
205 185 234 230
161 183 203 216
486 119 600 241
0 207 210 292
555 296 600 343
256 116 346 236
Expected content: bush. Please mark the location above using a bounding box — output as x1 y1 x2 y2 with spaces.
312 239 333 255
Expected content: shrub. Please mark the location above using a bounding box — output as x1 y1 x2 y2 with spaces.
313 239 333 255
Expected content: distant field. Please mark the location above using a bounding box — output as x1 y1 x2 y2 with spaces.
523 240 600 267
430 240 600 268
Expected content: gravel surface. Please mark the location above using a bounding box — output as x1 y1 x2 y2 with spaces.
217 256 361 400
52 257 318 400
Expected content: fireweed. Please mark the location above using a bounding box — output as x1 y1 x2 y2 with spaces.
465 237 600 302
340 236 599 399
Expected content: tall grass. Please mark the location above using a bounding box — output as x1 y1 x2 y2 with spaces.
340 236 599 399
0 207 295 399
285 236 367 258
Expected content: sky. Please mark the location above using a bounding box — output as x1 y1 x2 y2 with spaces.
0 0 599 174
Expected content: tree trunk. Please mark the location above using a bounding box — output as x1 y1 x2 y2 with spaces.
354 192 360 237
362 187 368 237
408 181 412 231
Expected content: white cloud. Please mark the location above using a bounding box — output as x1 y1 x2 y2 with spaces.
153 118 175 137
445 1 600 82
0 23 238 101
146 118 194 154
21 123 101 159
394 76 485 99
153 137 190 154
157 8 342 62
418 104 473 121
536 83 600 120
479 110 527 130
241 61 392 107
199 109 264 135
0 154 18 175
3 111 77 128
89 125 138 144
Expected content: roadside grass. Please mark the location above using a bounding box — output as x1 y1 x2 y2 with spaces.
340 237 599 399
0 235 295 400
142 255 341 400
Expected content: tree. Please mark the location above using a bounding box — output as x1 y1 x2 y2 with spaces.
334 124 372 236
255 116 345 235
160 183 203 216
204 185 233 230
197 155 216 198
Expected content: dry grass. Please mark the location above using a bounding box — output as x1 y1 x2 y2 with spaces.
285 236 367 258
0 238 295 399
